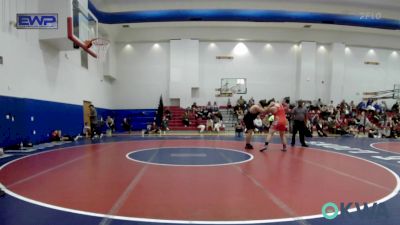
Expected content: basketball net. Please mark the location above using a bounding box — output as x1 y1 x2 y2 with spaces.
87 38 110 62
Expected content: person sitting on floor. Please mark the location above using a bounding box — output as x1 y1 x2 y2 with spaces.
50 130 74 142
83 122 91 137
145 122 160 134
74 122 92 141
313 115 328 137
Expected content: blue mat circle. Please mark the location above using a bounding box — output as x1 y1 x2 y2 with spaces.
127 147 252 166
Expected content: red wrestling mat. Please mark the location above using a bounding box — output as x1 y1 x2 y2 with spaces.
0 140 398 223
371 142 400 154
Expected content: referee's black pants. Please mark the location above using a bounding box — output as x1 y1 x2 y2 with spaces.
291 120 306 146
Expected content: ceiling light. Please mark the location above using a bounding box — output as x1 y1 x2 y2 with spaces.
233 42 249 55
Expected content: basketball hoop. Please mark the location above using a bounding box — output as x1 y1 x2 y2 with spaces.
86 38 110 61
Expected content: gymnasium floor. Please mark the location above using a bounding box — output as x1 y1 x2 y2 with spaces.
0 134 400 225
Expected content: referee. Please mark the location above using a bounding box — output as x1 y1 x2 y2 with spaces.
291 100 309 147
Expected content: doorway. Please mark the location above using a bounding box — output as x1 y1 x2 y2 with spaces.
83 100 92 126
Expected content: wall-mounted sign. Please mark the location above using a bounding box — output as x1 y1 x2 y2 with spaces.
364 61 380 65
216 56 234 60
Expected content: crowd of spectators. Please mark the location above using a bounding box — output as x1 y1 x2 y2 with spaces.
307 98 400 138
192 101 225 133
86 97 400 139
229 95 400 139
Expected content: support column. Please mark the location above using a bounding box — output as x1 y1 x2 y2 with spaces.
329 43 346 104
297 42 317 101
169 39 199 108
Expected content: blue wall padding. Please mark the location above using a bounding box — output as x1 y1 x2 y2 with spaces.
0 95 155 148
110 109 156 131
88 0 400 30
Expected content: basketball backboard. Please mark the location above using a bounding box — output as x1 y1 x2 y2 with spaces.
221 78 247 94
38 0 100 58
394 84 400 99
67 0 98 57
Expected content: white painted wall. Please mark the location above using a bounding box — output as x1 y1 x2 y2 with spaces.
170 39 199 108
341 47 400 104
115 25 400 50
111 42 170 109
113 40 400 108
298 42 317 101
198 42 298 106
1 1 399 109
315 44 331 103
0 0 112 108
114 41 299 108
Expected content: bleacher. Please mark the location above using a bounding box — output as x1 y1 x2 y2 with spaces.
166 106 227 131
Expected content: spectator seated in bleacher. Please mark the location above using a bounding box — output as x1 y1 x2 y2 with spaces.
213 115 224 132
253 115 264 133
165 108 172 120
193 106 204 119
391 101 399 113
262 113 273 132
214 111 223 121
227 98 232 110
161 116 169 132
236 107 244 121
182 111 190 127
315 98 323 108
333 113 351 136
235 121 244 137
384 115 398 138
212 101 219 112
206 117 214 132
206 101 213 113
237 96 247 109
191 102 198 113
201 110 207 120
327 100 335 114
248 97 255 107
